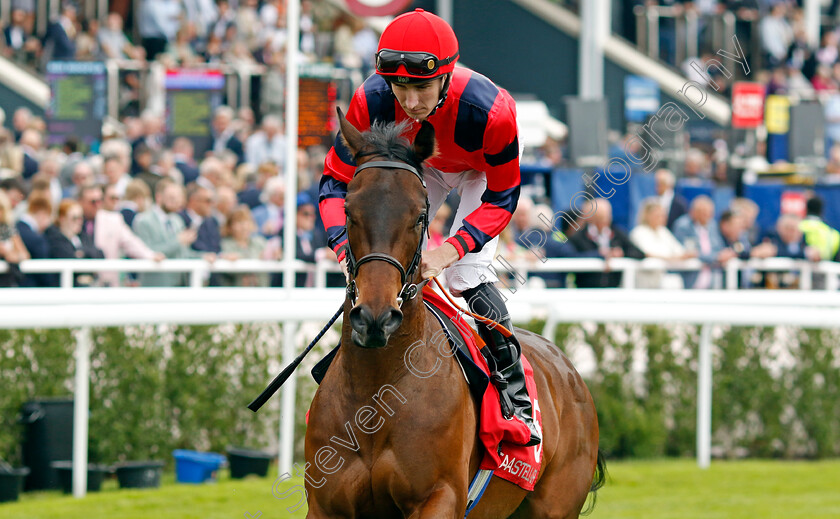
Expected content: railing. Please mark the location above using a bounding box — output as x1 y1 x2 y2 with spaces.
2 257 839 290
633 5 758 74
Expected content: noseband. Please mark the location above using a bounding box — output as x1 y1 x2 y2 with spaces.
344 160 429 308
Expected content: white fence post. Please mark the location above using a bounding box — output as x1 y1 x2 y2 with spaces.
697 323 713 469
72 327 92 498
279 320 298 476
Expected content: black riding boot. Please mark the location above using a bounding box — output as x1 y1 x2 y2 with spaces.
462 283 542 447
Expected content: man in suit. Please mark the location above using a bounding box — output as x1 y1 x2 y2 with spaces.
19 129 42 180
271 192 327 287
42 1 77 61
655 168 689 230
179 183 221 254
763 214 820 289
211 106 244 164
133 179 213 286
78 184 162 286
569 198 645 288
15 191 52 287
172 137 200 185
672 195 736 289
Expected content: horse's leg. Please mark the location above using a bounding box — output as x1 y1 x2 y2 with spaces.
404 484 464 519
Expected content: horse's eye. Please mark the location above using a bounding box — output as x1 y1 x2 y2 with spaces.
415 214 426 228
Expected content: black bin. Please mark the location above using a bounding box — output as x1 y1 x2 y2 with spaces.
115 461 164 489
20 398 74 491
50 461 112 494
227 447 273 479
0 467 30 503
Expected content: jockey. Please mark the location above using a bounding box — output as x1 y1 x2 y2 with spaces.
319 9 540 447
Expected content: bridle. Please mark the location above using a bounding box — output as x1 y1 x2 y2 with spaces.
343 159 430 308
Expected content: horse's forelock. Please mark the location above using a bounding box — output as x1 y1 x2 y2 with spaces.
359 121 424 175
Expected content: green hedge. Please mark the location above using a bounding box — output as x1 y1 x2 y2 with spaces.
1 323 839 465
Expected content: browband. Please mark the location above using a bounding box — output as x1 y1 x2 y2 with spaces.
354 160 425 188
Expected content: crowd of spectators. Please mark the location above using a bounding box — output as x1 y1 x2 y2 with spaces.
0 102 339 288
497 167 840 289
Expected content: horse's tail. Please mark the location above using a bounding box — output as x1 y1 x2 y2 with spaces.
580 449 607 515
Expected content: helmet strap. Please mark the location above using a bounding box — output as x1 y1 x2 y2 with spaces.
427 73 452 118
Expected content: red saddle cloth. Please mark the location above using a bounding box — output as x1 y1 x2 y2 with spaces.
422 287 544 491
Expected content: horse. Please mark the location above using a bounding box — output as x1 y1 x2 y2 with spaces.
303 111 604 519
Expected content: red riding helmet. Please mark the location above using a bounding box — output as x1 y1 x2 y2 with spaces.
375 9 459 84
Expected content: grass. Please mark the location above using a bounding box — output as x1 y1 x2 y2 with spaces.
2 459 839 518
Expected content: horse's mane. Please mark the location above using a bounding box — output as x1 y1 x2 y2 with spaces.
357 120 424 177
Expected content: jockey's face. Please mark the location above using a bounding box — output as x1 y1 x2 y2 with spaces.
390 76 445 121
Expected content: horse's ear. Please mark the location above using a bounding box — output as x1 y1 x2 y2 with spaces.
337 107 365 157
413 120 436 163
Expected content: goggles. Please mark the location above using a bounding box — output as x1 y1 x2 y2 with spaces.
375 49 459 77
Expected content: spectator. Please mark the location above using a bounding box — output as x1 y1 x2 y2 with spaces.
118 178 151 227
76 17 102 60
220 205 268 287
811 64 837 92
135 144 165 193
38 152 65 208
568 198 645 288
799 196 840 261
630 197 693 288
132 179 212 286
19 129 42 180
672 196 735 288
11 108 32 142
252 176 285 238
172 137 200 184
0 189 29 287
209 0 235 41
214 185 238 233
211 106 245 164
102 154 130 196
98 12 145 60
102 183 122 212
654 168 689 230
760 2 793 69
15 191 52 287
267 192 327 287
162 23 202 67
730 197 761 243
138 0 182 60
42 1 78 62
630 197 692 260
245 116 286 167
45 199 104 286
179 183 221 254
764 214 821 288
682 148 711 181
3 8 41 67
0 177 26 222
78 183 161 287
63 160 95 199
197 156 230 191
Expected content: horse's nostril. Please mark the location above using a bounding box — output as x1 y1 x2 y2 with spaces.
349 305 374 331
378 308 403 335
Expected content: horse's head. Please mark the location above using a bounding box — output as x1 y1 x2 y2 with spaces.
338 109 436 349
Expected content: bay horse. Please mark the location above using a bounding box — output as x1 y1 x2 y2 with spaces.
304 111 604 518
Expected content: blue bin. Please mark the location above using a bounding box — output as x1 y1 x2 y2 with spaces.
173 450 226 484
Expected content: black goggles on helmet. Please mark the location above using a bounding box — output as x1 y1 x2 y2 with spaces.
375 49 458 77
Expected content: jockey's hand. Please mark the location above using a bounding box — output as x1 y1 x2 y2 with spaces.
421 242 460 279
340 257 349 282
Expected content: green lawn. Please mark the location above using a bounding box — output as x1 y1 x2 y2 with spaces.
2 459 839 518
